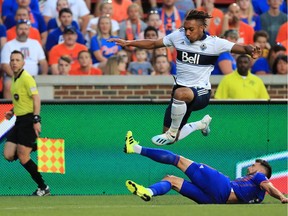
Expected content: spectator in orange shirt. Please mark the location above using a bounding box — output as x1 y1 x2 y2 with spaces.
221 3 254 45
197 0 223 36
6 7 41 45
49 25 87 75
276 22 288 52
111 0 133 23
70 50 102 75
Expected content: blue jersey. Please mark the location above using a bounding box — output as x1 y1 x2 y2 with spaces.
230 172 268 203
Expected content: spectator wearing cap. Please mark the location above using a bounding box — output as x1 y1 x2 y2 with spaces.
1 20 48 99
6 7 42 45
45 8 85 53
48 25 87 75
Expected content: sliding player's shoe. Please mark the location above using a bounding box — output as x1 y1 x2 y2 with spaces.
201 115 212 136
124 131 139 153
126 180 152 202
152 131 176 146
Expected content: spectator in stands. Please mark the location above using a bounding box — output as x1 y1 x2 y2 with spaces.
272 55 288 75
127 48 154 75
86 0 119 39
221 3 254 45
237 0 261 31
1 20 48 99
47 0 79 33
4 0 47 46
111 0 133 23
211 29 238 75
0 23 6 49
90 15 122 70
253 31 271 59
116 49 129 70
6 8 42 45
70 50 102 75
174 0 196 14
57 55 71 75
251 44 287 75
260 0 287 46
152 47 176 75
158 0 185 35
48 25 87 75
152 54 171 76
276 22 288 51
42 0 90 35
139 10 165 39
1 0 40 21
197 0 223 36
45 8 85 53
215 54 270 99
251 0 287 15
103 55 127 75
142 26 159 62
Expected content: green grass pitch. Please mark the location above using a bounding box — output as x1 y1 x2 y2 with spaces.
0 195 287 216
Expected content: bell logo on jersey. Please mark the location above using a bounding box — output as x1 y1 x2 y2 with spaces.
182 51 200 64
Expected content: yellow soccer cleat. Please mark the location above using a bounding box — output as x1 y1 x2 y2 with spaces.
124 131 139 153
126 180 152 201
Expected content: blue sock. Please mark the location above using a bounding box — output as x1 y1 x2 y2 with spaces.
149 180 172 196
140 147 180 166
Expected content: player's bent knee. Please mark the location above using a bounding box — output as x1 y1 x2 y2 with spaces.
3 153 15 162
163 175 184 192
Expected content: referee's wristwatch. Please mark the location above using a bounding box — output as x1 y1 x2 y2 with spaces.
33 115 41 123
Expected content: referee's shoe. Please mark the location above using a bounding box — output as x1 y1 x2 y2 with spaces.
32 185 51 196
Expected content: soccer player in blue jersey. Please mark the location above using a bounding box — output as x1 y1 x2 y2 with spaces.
109 9 263 146
124 131 288 204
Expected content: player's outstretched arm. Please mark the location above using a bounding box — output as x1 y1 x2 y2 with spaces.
231 44 262 59
108 38 165 50
260 181 288 203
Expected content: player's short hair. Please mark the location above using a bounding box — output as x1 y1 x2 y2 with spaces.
11 50 24 60
256 159 272 179
184 9 212 27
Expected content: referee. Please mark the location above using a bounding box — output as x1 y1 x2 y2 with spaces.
3 50 50 196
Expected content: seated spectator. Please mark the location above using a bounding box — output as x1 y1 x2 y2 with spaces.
42 0 90 35
116 49 129 71
111 0 132 23
127 48 154 75
57 55 72 75
4 0 47 45
158 0 185 35
237 0 261 31
142 26 159 62
197 0 223 36
103 55 127 75
138 10 165 39
90 15 122 70
251 44 287 75
215 54 270 99
1 0 40 21
253 30 270 59
47 0 79 33
152 54 171 76
6 8 41 45
276 22 288 52
0 24 7 49
260 0 287 46
48 25 88 74
87 0 119 39
152 47 176 75
221 3 254 45
212 29 238 75
45 8 85 53
70 50 102 75
272 55 288 75
1 20 48 99
251 0 287 15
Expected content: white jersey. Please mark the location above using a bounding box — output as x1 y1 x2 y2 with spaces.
1 39 46 76
163 28 235 89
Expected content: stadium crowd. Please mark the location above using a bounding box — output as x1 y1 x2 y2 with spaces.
0 0 287 99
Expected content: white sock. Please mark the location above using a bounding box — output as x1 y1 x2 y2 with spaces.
133 144 142 154
169 98 186 136
178 121 203 141
147 188 154 196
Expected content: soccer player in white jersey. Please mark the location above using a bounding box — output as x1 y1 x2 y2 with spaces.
109 10 262 146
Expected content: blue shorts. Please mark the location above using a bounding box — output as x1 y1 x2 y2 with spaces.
179 162 231 204
164 85 211 129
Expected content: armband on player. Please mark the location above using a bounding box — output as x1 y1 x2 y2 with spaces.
33 115 41 123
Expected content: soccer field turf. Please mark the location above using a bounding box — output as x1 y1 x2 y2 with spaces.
0 195 287 216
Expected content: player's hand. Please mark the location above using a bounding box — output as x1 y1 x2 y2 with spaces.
250 45 262 59
33 122 41 137
280 197 288 203
108 38 128 47
5 111 14 120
